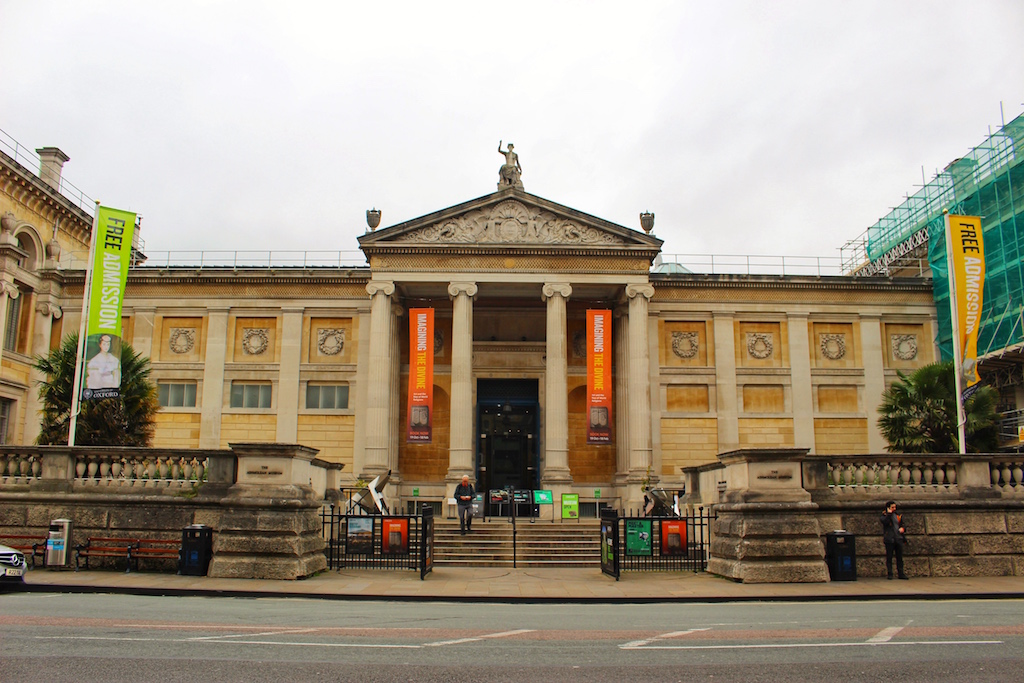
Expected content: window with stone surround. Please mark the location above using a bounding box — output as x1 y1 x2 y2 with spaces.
306 383 349 410
158 381 197 408
230 382 272 409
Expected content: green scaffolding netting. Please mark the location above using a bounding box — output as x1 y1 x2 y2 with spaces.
926 116 1024 361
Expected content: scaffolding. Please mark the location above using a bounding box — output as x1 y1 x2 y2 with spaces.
847 112 1024 364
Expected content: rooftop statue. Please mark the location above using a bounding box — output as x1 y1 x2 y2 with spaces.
497 140 523 190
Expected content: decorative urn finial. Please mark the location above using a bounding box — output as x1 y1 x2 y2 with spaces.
366 208 381 231
640 211 655 234
1 212 16 235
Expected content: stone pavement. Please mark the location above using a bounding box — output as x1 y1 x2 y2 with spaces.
16 567 1024 603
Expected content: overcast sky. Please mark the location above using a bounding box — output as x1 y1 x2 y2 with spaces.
3 1 1023 265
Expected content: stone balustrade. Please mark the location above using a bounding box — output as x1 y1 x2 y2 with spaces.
0 442 344 580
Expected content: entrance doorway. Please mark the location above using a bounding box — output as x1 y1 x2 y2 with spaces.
477 379 539 501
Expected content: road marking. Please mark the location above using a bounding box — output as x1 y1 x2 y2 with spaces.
212 639 421 648
35 635 420 649
867 626 905 643
423 629 535 647
622 640 1002 651
190 628 321 641
623 627 712 648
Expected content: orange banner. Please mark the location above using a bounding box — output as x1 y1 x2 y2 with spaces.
407 308 434 442
587 309 612 444
948 215 985 396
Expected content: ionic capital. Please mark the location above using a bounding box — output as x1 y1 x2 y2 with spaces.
35 301 63 319
541 283 572 301
447 282 478 299
366 280 395 298
625 283 654 301
0 281 20 299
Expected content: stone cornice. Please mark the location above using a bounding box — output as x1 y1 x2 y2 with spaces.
0 149 92 242
60 267 373 287
650 273 933 294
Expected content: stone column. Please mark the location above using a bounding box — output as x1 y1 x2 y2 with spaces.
351 308 372 481
860 315 887 453
713 312 739 452
24 301 62 444
199 308 230 448
447 282 477 483
542 282 572 485
275 308 304 443
626 284 655 486
389 302 404 480
362 281 396 479
788 313 815 452
613 306 630 485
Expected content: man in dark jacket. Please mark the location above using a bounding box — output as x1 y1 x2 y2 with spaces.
880 500 908 580
455 475 475 535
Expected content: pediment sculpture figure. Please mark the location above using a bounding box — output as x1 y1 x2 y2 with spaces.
497 140 523 190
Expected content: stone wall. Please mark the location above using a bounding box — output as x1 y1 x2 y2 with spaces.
0 444 340 579
686 450 1024 582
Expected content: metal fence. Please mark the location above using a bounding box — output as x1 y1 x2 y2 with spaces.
600 507 715 579
321 505 434 579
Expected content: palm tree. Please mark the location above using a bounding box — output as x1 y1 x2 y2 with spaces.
878 360 999 453
34 333 159 446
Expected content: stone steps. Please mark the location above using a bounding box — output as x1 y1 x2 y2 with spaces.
433 519 602 567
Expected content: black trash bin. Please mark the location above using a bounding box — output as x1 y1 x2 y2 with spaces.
825 530 856 581
179 524 213 576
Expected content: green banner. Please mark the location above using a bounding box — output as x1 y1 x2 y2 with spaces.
625 519 653 556
561 493 579 519
533 490 553 505
83 206 135 401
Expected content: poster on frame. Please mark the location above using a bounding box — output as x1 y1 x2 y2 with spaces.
346 516 374 555
382 517 409 555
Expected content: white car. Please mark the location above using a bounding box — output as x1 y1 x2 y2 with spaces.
0 544 27 583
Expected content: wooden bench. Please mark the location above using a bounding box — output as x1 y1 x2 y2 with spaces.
74 537 139 573
0 534 47 568
133 538 181 570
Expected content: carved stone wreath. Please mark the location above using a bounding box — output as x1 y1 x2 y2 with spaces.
891 334 918 361
572 331 586 359
746 332 774 360
434 330 444 357
242 328 270 356
168 328 195 355
317 328 345 356
672 331 699 359
819 333 846 361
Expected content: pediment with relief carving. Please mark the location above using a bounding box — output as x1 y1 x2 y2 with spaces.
359 191 661 252
406 199 626 246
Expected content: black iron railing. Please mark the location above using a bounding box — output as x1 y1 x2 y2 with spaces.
321 505 434 578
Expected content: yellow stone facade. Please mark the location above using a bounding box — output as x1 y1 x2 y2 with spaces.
1 144 942 511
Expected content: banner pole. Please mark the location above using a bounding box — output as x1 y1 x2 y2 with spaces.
943 211 967 454
67 200 101 446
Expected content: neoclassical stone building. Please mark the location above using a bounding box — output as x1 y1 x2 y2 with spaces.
1 143 938 512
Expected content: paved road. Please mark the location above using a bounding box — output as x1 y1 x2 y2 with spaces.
2 593 1022 682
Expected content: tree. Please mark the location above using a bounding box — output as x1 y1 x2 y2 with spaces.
878 360 1000 453
34 333 159 446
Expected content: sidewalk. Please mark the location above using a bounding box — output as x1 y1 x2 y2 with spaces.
17 567 1024 603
